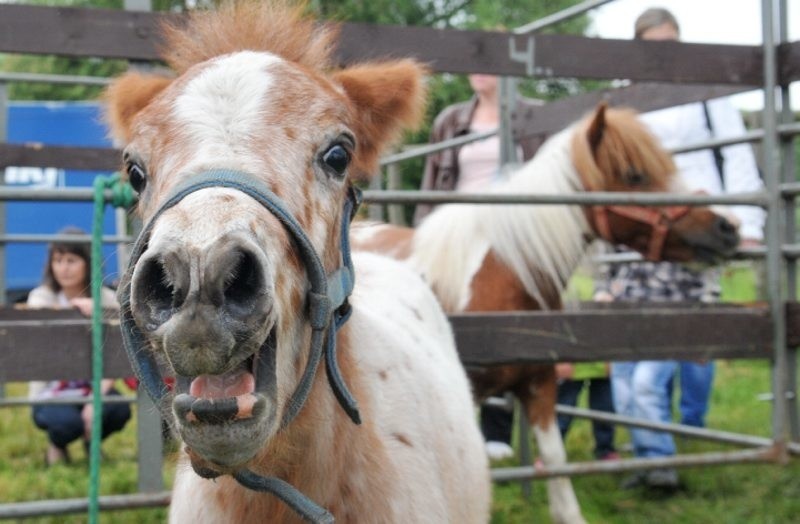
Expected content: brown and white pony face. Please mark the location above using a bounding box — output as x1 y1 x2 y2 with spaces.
104 4 425 474
573 104 739 262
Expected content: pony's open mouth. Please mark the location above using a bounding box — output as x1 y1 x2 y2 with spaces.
171 332 278 470
174 354 268 424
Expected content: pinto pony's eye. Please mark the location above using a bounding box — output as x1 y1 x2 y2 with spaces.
321 144 351 177
125 160 148 193
623 168 647 188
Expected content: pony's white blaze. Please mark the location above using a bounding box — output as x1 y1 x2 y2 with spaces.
169 52 284 178
412 127 592 310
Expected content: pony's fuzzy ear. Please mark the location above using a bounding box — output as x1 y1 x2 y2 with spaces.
333 59 428 179
586 101 609 153
103 72 173 145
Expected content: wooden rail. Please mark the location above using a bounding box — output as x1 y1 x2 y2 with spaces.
0 4 788 85
1 5 796 173
2 304 795 382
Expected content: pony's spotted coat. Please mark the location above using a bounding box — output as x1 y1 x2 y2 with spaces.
104 2 489 522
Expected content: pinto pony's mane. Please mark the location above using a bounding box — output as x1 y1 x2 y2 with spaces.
160 1 336 73
411 106 678 311
411 128 588 311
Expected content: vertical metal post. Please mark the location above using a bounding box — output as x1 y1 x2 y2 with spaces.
778 0 799 441
123 0 163 493
368 170 384 221
498 77 518 167
516 398 532 500
386 162 405 226
760 0 789 454
136 390 164 492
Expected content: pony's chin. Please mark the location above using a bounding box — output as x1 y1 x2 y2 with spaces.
170 335 280 473
174 392 277 472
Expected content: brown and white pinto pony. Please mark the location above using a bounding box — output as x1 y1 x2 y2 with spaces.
104 2 490 523
352 104 739 524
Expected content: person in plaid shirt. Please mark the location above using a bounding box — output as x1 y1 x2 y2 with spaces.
597 7 765 491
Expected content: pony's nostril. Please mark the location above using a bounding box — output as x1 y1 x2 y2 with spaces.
223 249 263 316
134 257 183 328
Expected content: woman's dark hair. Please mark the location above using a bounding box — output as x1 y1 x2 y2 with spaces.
634 7 680 39
42 226 92 295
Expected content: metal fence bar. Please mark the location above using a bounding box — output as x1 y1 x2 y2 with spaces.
778 0 800 441
379 129 496 167
556 404 800 454
0 492 170 519
0 233 133 244
512 0 615 35
492 448 775 480
761 0 790 454
0 186 771 207
360 189 769 207
0 395 135 407
0 71 112 86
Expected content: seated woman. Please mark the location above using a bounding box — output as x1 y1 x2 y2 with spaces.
27 226 131 466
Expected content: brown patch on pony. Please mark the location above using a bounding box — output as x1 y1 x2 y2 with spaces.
465 251 560 312
103 72 173 144
334 59 428 178
160 0 338 74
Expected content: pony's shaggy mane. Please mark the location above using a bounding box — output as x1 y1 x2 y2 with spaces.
160 1 338 73
412 127 591 311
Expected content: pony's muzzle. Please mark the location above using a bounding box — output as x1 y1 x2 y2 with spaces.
130 235 273 377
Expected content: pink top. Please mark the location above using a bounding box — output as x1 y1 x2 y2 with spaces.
455 122 500 193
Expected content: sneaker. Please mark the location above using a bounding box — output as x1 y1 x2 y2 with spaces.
485 441 514 461
645 468 679 490
620 471 647 490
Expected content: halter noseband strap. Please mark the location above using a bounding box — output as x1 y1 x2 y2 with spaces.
591 203 690 261
118 169 361 523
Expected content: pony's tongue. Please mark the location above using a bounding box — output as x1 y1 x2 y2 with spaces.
190 369 255 399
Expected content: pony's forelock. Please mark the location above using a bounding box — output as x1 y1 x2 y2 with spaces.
160 1 338 74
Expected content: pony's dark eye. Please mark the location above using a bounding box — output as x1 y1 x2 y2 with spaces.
126 161 148 193
321 144 351 177
624 169 647 187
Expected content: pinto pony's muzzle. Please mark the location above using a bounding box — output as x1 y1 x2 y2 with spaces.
118 169 361 523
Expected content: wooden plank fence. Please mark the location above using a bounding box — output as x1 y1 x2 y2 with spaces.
2 304 796 383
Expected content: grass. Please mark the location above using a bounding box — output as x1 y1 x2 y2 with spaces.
1 261 795 522
490 359 800 523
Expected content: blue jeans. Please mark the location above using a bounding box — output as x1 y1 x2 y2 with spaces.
611 361 677 458
32 390 131 449
557 377 616 459
678 361 715 427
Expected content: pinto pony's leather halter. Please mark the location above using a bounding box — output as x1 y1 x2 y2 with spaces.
117 169 361 524
589 202 691 262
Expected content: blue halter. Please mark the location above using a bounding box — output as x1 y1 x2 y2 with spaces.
117 169 361 523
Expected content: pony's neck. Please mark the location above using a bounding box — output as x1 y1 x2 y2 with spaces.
410 128 593 312
481 128 593 309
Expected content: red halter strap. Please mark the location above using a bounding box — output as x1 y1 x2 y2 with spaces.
590 204 691 261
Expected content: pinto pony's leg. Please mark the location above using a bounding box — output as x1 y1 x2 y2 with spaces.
519 369 586 524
